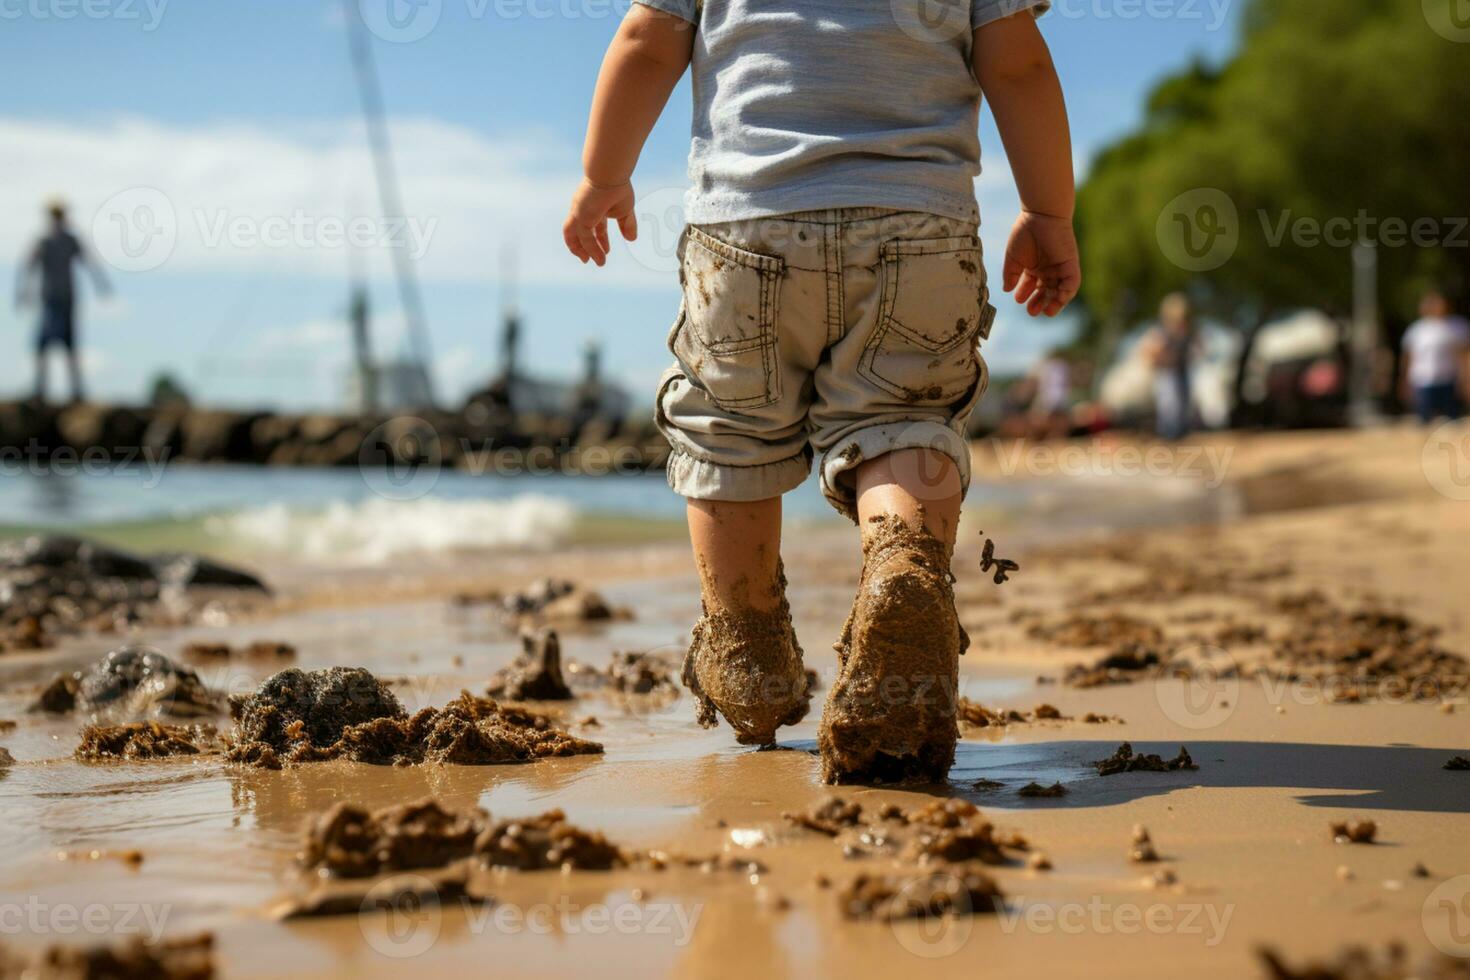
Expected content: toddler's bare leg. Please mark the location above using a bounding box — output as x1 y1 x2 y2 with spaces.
686 498 783 612
819 448 966 784
681 496 810 745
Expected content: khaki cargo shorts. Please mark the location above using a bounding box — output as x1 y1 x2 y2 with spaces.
655 208 994 520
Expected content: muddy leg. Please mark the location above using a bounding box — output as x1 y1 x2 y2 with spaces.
818 448 965 784
687 498 783 613
681 497 810 746
854 448 962 549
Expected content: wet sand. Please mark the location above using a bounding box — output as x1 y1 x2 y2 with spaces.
2 422 1469 978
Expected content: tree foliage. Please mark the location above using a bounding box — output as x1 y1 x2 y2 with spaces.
1074 0 1470 342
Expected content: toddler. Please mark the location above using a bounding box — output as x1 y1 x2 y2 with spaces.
564 0 1078 783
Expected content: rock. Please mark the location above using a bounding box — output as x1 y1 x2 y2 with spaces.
72 648 220 718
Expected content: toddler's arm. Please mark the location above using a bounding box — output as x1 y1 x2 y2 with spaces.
564 6 694 267
973 13 1080 317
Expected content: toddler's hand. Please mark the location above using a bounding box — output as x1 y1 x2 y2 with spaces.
1002 211 1081 317
563 178 638 267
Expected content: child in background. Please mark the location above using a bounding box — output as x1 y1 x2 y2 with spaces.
564 0 1078 783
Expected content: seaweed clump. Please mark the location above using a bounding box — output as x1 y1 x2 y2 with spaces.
76 722 217 761
227 667 601 768
1092 742 1198 776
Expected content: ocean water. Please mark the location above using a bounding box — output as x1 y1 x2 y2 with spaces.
0 462 846 565
0 456 1236 566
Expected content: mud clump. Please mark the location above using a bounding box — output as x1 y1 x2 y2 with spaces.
227 668 601 767
958 699 1073 728
838 869 1004 920
569 649 681 697
901 799 1010 865
456 579 626 625
1064 644 1166 688
76 722 217 761
301 799 486 878
1093 742 1197 776
1445 756 1470 771
487 630 573 701
183 640 296 660
683 571 810 747
0 932 216 979
819 515 963 785
29 671 82 713
227 666 405 762
34 648 221 719
1027 612 1163 649
1330 819 1378 844
0 533 268 652
1257 943 1470 979
1271 598 1468 700
476 808 626 871
783 796 864 836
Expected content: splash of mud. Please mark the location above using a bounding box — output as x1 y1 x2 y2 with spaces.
819 515 963 785
1257 943 1470 979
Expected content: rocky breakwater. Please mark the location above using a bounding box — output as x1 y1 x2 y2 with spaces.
0 400 670 472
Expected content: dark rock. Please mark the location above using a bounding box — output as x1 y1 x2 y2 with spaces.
74 647 220 718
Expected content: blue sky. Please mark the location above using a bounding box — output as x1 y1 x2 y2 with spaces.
0 0 1241 411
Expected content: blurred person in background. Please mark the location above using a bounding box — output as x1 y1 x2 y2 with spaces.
14 200 110 404
1400 290 1469 424
1028 347 1074 439
1142 292 1198 440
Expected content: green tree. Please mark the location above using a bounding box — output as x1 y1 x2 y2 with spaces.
1075 0 1470 345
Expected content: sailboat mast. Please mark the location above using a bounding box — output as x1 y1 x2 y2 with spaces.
342 0 436 407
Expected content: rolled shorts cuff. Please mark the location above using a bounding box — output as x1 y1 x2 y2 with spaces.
819 420 972 522
665 447 812 502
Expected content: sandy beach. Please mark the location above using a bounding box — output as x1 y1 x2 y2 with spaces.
3 421 1469 979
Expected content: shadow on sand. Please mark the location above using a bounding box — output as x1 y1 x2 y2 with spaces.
928 739 1470 814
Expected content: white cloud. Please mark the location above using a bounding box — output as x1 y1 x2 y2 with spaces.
0 114 661 289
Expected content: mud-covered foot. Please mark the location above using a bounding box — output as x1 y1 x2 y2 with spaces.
818 515 966 784
681 589 810 747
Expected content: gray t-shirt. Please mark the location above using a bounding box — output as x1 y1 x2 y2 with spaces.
633 0 1048 224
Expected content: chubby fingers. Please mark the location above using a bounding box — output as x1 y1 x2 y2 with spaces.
562 214 609 266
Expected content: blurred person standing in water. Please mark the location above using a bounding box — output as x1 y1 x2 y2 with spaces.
1400 290 1469 423
1142 292 1198 440
14 200 110 404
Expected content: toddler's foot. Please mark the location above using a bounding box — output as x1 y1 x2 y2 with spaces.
682 583 810 747
818 515 966 784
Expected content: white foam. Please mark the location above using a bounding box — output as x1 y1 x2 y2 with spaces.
204 494 578 565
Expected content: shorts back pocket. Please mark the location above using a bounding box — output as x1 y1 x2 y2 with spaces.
672 226 783 410
859 235 986 404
